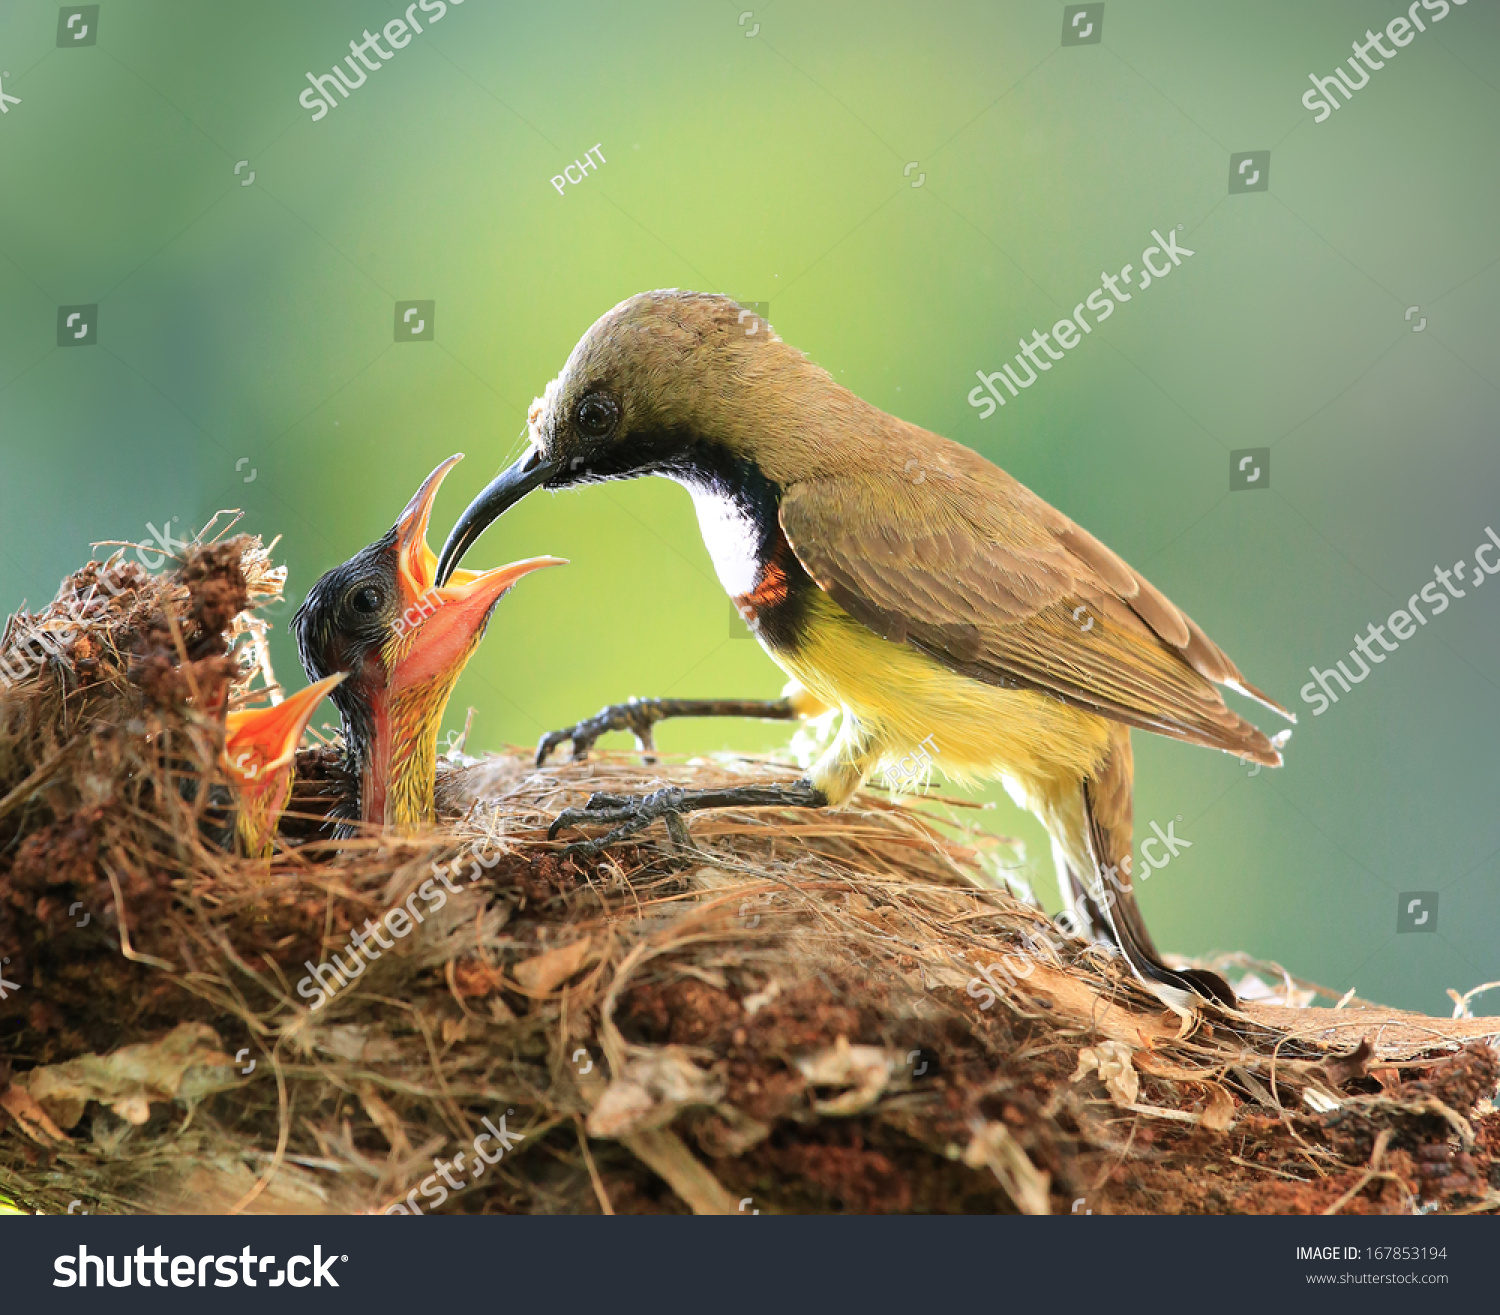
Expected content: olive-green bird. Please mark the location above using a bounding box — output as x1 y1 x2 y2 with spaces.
435 291 1293 1008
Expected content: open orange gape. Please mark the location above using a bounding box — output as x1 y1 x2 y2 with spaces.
221 673 346 857
292 454 564 836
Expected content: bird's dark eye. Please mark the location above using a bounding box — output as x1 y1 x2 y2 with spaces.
574 391 620 440
350 586 383 614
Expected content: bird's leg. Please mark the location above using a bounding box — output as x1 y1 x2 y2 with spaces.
535 697 798 766
548 779 828 856
1080 779 1236 1008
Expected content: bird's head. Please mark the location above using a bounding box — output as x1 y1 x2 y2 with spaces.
293 454 563 833
435 290 823 585
222 673 346 857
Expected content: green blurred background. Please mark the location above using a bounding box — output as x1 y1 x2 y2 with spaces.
1 0 1496 1013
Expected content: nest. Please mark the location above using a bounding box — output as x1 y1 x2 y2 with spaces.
2 534 1498 1216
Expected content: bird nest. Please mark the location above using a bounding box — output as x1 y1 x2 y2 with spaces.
1 533 1498 1216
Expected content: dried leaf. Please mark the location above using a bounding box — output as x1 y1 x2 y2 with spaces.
440 1017 469 1047
741 979 781 1017
20 1023 236 1128
1321 1037 1374 1088
587 1046 724 1139
0 1082 70 1145
1200 1084 1237 1132
514 935 594 995
794 1036 897 1115
357 1084 411 1157
962 1120 1051 1215
695 1105 773 1157
450 956 508 999
1073 1040 1139 1108
308 1025 402 1065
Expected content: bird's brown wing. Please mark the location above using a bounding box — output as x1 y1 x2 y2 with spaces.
777 445 1290 762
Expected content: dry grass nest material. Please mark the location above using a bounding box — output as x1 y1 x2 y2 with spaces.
1 534 1498 1216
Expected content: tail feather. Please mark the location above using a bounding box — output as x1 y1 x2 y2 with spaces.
1224 676 1296 724
1081 776 1237 1010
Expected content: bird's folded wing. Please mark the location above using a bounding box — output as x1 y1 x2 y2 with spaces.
778 457 1289 761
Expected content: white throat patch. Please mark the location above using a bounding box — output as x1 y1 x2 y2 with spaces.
675 478 763 597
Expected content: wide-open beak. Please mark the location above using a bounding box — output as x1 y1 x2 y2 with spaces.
223 672 347 788
434 446 561 587
388 454 565 691
223 672 345 857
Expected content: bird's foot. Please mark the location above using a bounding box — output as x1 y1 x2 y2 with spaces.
548 786 696 857
535 698 669 766
535 697 799 767
548 780 827 857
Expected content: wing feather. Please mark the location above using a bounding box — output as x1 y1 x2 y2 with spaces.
777 442 1291 763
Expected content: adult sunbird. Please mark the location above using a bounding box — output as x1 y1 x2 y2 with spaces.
293 455 563 835
434 292 1292 1007
222 673 346 857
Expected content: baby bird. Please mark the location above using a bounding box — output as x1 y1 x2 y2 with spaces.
221 673 346 856
292 455 562 834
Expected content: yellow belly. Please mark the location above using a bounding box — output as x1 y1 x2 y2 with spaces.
770 589 1113 804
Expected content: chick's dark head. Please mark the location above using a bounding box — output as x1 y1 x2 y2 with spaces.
293 524 402 755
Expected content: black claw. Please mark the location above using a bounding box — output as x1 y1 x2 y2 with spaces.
535 699 657 768
663 811 697 853
547 810 581 841
547 799 641 841
534 730 570 768
546 779 825 854
549 790 677 847
558 838 605 859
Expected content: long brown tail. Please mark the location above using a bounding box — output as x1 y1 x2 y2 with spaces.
1078 727 1235 1007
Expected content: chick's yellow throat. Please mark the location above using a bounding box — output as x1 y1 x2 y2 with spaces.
378 630 482 833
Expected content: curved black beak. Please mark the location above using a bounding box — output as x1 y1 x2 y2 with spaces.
435 446 562 586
